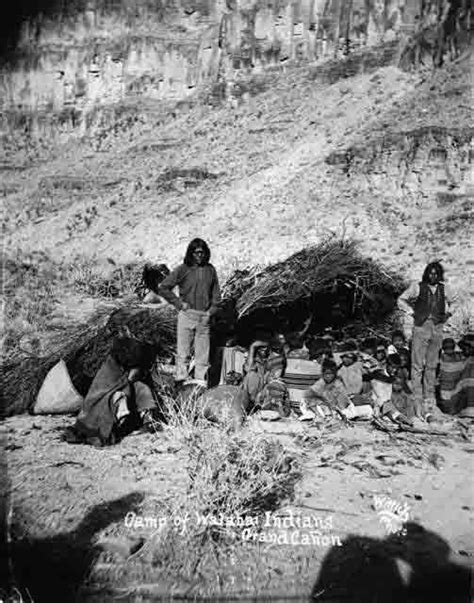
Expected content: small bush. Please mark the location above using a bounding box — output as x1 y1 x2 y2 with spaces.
146 423 302 597
69 261 144 299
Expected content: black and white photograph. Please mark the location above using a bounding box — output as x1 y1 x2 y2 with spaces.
1 0 472 600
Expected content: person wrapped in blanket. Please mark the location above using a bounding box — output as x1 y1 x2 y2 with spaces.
336 341 364 397
300 360 374 422
456 334 474 418
232 339 290 424
381 375 417 426
437 337 467 414
387 329 410 357
439 334 474 418
64 336 162 446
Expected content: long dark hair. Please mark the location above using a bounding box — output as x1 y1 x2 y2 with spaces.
142 263 170 293
184 238 211 266
422 261 444 283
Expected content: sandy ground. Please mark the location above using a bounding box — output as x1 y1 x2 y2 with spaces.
2 413 473 600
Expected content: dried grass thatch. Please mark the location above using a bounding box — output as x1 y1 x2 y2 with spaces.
1 304 177 417
225 236 406 322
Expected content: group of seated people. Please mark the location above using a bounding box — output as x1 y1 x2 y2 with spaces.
220 329 474 428
66 323 473 446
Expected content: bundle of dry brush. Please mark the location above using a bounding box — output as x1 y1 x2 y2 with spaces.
1 304 177 417
223 236 405 321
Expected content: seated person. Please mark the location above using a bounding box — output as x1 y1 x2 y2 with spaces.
381 375 417 425
387 329 409 356
359 339 379 395
141 263 170 305
360 337 379 373
267 342 287 375
398 348 412 384
360 337 377 357
447 334 474 418
363 353 402 414
256 367 291 420
233 340 286 422
438 337 466 414
65 337 162 446
374 341 388 370
337 342 363 397
301 360 373 421
322 333 341 363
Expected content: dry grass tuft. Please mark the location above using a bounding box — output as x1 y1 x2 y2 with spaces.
122 387 303 596
142 422 302 597
186 429 301 518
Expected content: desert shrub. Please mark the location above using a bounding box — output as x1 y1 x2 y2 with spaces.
144 424 302 597
448 297 473 338
133 390 302 596
70 261 144 299
186 429 301 518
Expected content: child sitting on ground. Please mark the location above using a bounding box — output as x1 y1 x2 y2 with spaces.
301 360 373 421
381 375 417 425
233 339 287 425
374 341 388 370
398 348 412 385
337 348 364 397
363 353 403 416
256 367 291 420
387 330 409 356
359 338 380 391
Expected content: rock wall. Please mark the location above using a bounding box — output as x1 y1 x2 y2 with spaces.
0 0 421 140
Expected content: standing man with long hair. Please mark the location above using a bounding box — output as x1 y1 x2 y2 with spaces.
398 261 456 421
159 238 221 386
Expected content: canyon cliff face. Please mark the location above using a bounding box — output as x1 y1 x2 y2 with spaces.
0 0 421 141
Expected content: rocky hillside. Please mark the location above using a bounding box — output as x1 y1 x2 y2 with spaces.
1 8 472 355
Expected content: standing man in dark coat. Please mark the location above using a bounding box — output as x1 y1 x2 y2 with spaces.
159 238 221 386
398 261 456 420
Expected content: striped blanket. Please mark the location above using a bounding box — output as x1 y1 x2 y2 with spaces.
453 356 474 417
439 351 466 410
283 358 322 404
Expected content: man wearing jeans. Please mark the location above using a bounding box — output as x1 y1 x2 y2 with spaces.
398 261 455 420
159 238 221 386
